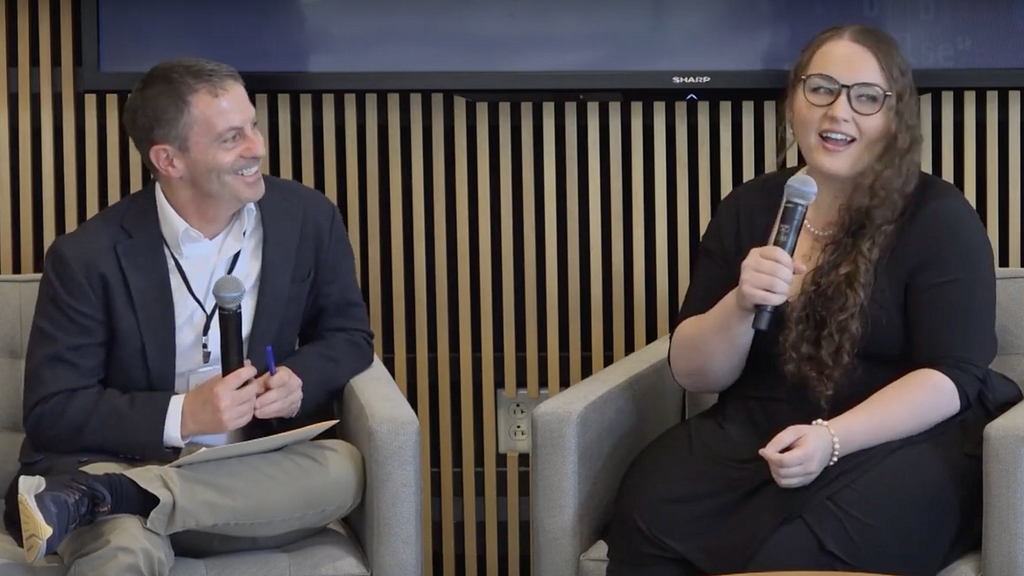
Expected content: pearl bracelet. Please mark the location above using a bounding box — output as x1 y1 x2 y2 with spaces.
812 418 840 466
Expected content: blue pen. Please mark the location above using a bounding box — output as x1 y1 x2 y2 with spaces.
266 345 277 375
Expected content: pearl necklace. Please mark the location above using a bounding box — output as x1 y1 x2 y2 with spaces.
803 219 834 237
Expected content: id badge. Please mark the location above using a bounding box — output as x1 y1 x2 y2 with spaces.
187 365 220 391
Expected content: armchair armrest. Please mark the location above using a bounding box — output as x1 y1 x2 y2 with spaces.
983 398 1024 576
336 356 422 576
531 336 683 576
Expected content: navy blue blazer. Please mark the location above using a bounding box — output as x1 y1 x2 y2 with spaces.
16 176 374 471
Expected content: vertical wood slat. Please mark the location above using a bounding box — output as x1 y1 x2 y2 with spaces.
408 94 434 576
920 93 932 174
630 102 645 351
300 94 314 188
719 101 732 197
506 452 520 576
565 103 582 385
499 102 517 397
942 91 955 184
0 0 12 274
364 94 382 358
741 101 755 183
322 95 338 206
764 101 777 172
608 103 625 362
653 102 669 338
84 95 99 219
106 94 120 208
387 94 407 395
277 94 293 180
38 0 55 252
476 101 499 576
963 91 977 208
431 93 457 576
697 102 711 235
785 111 799 168
543 102 559 397
676 102 690 309
343 94 361 285
986 91 999 260
60 0 76 234
521 102 540 397
453 96 479 576
255 94 270 175
498 101 520 576
17 0 32 271
1010 91 1022 268
586 102 604 373
129 143 143 192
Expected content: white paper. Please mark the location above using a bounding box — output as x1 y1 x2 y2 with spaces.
167 420 339 468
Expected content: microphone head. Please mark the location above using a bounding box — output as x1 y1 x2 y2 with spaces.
213 275 245 310
784 173 818 205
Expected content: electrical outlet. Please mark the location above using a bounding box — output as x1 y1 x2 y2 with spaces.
496 388 549 454
509 423 528 440
508 401 528 419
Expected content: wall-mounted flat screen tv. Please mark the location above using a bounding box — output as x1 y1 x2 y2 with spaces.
79 0 1024 92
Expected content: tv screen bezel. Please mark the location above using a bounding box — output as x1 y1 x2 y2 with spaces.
78 0 1024 93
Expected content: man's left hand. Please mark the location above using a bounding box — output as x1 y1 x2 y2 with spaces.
758 424 833 489
254 366 303 419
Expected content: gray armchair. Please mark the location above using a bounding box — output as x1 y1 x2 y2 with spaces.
532 267 1024 576
0 274 423 576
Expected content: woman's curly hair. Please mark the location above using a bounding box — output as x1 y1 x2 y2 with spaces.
777 25 923 412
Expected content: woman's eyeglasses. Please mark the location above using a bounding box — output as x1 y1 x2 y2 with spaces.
800 73 892 116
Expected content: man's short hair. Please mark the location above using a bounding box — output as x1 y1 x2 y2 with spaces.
122 58 244 172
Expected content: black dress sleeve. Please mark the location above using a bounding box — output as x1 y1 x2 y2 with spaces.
903 193 998 413
676 192 745 326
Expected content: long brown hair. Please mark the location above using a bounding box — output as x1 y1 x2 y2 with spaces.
777 25 922 412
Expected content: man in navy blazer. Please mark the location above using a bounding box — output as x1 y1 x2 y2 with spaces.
3 58 373 572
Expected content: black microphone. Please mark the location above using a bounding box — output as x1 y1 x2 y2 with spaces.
213 275 246 375
752 174 818 331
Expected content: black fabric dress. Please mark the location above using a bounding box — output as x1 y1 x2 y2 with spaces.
603 168 1023 576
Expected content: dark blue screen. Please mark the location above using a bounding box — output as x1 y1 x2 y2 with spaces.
97 0 1024 73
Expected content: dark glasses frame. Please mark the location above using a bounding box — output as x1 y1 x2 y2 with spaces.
800 73 893 116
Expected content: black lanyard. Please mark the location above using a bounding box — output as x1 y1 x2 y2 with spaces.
163 238 242 364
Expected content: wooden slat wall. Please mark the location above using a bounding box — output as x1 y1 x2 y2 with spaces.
2 2 1023 574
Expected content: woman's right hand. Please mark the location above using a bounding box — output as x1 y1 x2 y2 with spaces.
735 246 807 312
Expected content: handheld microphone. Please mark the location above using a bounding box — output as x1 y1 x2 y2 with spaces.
752 174 818 331
213 275 246 375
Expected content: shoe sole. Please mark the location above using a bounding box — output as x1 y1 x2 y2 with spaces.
17 475 53 563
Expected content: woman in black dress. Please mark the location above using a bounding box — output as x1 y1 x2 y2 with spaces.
603 24 1023 576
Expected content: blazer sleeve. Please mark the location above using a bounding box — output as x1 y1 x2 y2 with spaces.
904 194 998 413
277 205 375 422
22 238 176 462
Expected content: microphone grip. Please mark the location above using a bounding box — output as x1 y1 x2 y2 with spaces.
752 307 773 331
751 201 807 331
218 306 245 375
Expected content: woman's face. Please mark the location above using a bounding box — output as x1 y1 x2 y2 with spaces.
790 39 893 187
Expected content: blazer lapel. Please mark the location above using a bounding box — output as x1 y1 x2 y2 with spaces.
115 185 177 392
248 184 301 366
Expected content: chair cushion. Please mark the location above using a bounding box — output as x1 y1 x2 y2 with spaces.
994 268 1024 388
576 539 979 576
0 274 35 433
0 521 370 576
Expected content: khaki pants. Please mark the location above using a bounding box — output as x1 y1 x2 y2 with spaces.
55 439 364 576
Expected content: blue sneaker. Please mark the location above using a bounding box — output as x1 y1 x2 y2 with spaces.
17 472 112 562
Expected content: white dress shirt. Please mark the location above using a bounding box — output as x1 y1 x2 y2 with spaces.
155 182 263 448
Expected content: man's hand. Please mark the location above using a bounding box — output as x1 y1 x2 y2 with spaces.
180 361 259 437
254 366 303 420
758 424 834 489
